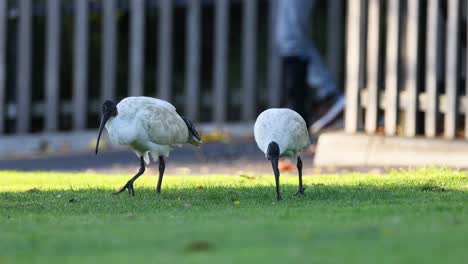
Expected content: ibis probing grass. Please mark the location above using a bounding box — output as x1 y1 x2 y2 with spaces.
254 108 310 200
95 97 201 196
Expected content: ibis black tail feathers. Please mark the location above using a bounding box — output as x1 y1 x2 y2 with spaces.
181 116 202 146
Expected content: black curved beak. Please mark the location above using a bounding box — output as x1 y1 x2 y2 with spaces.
95 112 110 155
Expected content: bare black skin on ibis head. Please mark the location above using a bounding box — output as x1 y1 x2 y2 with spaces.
267 141 282 201
95 100 118 155
181 116 202 146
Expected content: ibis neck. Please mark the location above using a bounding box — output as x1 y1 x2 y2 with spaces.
267 141 280 160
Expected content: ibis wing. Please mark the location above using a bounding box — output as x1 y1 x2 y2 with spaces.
285 118 310 153
137 105 189 145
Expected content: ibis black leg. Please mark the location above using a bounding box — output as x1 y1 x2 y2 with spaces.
113 156 145 196
156 156 165 193
270 158 282 201
294 156 305 196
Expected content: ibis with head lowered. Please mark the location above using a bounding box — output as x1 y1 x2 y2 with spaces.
254 108 310 201
95 96 201 196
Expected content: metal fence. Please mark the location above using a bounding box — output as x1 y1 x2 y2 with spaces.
0 0 344 136
345 0 468 139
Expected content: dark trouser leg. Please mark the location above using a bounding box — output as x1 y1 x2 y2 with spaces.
113 156 145 196
270 158 282 201
156 156 165 193
294 156 305 196
282 56 309 127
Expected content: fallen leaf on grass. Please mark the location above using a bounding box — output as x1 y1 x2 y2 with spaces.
278 160 294 172
239 174 256 180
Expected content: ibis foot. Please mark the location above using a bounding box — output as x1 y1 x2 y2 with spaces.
294 188 305 197
276 194 283 201
113 156 145 197
113 181 135 196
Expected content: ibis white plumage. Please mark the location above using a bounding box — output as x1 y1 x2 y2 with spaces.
254 108 310 200
95 96 201 196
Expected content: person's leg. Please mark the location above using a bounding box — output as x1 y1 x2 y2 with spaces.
276 0 344 132
276 0 315 59
307 45 341 101
276 0 315 126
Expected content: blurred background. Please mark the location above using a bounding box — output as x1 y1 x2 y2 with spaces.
0 0 343 133
0 0 467 171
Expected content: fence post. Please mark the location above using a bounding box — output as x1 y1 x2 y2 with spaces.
213 0 229 124
101 0 117 102
129 0 145 96
73 0 88 130
365 0 380 134
45 0 61 132
0 0 6 134
425 0 439 138
267 0 281 108
403 0 419 137
16 0 32 134
185 0 201 121
344 0 363 133
444 0 459 139
466 1 468 139
384 0 400 136
241 0 257 121
157 0 173 101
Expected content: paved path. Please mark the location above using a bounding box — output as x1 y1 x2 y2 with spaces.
0 137 389 175
0 139 315 174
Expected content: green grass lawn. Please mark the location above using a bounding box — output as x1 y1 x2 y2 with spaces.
0 168 467 264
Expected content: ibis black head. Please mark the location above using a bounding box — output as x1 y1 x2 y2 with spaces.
95 100 118 155
102 100 118 117
267 141 280 161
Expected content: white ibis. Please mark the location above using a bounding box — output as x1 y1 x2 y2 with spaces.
95 96 201 196
254 108 310 200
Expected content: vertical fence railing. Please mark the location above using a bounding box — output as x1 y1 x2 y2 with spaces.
384 0 400 136
129 0 144 97
16 0 32 134
45 0 61 132
72 0 88 130
157 0 173 101
466 0 468 139
0 0 345 136
364 0 380 134
241 0 257 121
403 0 419 137
444 0 459 139
344 0 363 133
345 0 468 139
185 0 201 121
101 0 117 102
212 0 229 124
425 0 439 138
